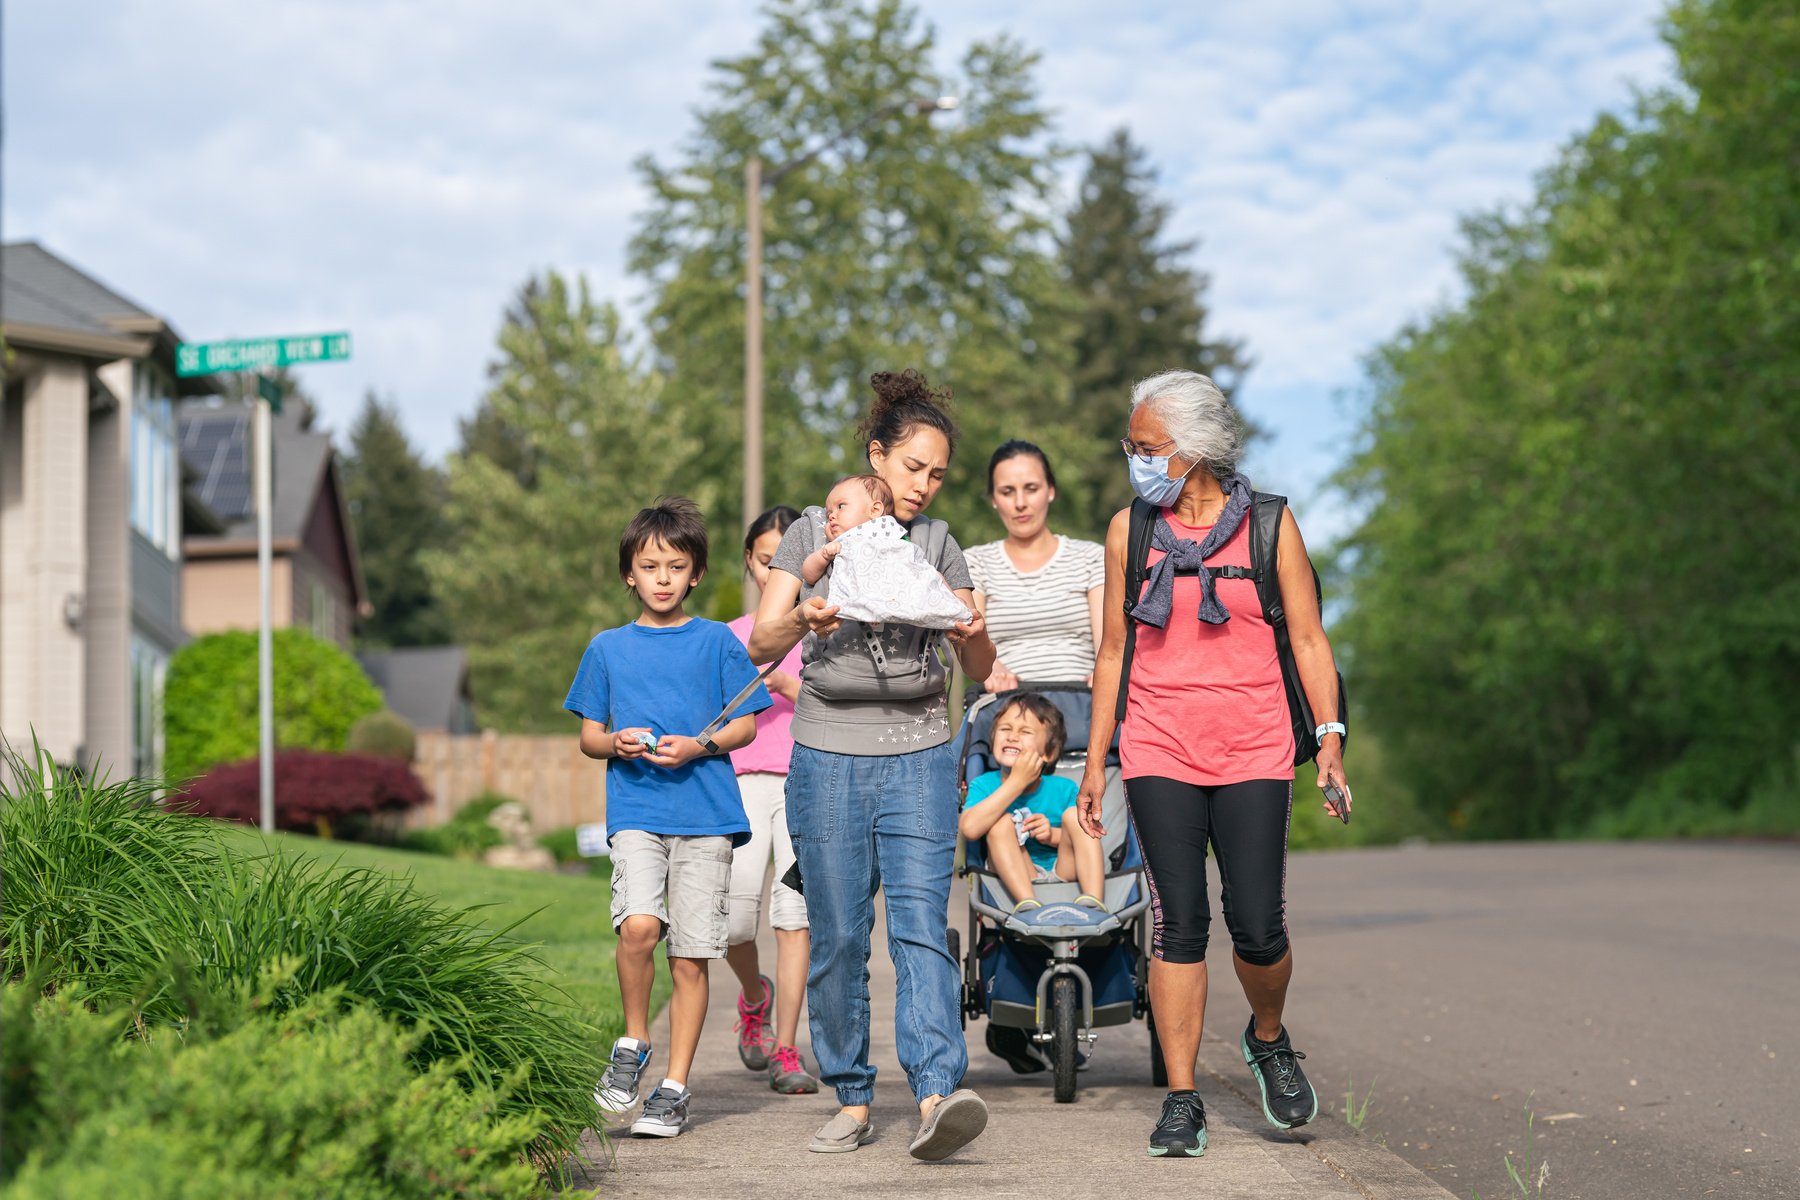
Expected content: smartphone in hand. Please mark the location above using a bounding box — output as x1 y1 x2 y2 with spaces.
1322 781 1352 825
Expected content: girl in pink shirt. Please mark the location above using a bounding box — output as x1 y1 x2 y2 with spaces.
724 506 818 1096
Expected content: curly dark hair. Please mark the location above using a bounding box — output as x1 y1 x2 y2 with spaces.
858 368 960 464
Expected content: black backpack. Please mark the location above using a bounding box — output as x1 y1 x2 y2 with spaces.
1115 494 1347 767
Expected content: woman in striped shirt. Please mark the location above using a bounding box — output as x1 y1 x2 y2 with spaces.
966 441 1106 690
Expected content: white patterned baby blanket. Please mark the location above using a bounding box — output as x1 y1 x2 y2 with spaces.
827 516 973 629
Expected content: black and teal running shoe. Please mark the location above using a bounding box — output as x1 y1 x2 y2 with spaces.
1147 1090 1207 1157
1241 1017 1318 1129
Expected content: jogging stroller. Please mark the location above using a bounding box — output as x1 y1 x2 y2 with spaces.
951 682 1161 1103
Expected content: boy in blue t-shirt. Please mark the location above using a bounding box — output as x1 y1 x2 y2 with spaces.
566 497 772 1139
958 693 1108 925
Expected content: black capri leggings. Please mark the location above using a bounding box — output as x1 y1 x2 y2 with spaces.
1125 776 1293 966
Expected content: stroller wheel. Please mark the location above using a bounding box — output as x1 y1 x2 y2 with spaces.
1148 1009 1169 1088
946 928 964 1028
1051 975 1079 1103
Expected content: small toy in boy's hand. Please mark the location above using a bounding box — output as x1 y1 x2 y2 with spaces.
1010 808 1031 846
634 731 659 749
1322 780 1351 824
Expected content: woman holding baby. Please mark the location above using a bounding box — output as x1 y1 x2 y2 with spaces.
749 369 997 1162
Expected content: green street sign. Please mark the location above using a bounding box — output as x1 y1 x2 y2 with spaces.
256 374 284 412
176 331 351 377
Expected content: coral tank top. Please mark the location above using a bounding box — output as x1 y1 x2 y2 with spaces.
1119 512 1295 785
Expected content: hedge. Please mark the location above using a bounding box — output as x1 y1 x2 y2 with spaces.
163 629 384 783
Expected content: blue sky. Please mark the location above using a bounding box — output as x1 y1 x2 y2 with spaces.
5 0 1672 534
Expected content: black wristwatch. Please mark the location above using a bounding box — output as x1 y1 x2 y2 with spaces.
697 733 721 756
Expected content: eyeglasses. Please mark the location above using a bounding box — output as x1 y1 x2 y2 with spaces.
1119 437 1177 463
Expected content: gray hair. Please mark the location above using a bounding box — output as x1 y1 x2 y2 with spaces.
1130 371 1242 481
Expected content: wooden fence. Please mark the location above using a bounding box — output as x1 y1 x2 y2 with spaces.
410 731 604 833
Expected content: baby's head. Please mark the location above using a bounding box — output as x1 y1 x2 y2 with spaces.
824 473 895 540
991 693 1066 774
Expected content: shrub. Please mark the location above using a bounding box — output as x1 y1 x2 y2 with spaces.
537 825 581 864
177 750 429 839
0 753 602 1166
346 709 417 763
163 629 384 783
3 984 542 1198
397 792 509 860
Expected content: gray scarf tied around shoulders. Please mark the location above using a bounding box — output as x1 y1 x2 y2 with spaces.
1130 475 1254 629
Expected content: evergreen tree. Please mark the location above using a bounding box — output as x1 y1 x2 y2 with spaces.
629 0 1074 542
341 394 451 649
1061 128 1248 534
424 273 710 732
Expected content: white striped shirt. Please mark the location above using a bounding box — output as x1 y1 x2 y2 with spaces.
966 536 1105 684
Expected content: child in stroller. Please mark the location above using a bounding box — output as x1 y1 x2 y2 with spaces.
954 684 1155 1104
957 692 1111 929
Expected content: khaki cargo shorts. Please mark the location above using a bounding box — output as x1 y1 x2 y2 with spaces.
607 829 733 959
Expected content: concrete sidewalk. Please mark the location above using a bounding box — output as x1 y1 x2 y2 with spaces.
571 889 1453 1198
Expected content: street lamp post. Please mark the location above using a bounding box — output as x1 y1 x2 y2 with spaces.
741 95 957 539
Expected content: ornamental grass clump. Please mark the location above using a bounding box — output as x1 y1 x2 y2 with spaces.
0 745 603 1172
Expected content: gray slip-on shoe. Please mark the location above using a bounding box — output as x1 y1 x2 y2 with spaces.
808 1110 875 1153
908 1089 988 1161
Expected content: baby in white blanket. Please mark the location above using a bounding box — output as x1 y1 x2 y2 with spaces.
800 474 973 630
801 473 894 584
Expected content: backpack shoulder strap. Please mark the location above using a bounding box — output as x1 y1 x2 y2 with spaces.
1247 492 1287 626
1114 499 1159 722
914 515 953 572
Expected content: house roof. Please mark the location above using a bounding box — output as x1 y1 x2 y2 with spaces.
357 647 473 733
178 403 330 540
0 242 216 392
178 402 369 609
3 240 156 334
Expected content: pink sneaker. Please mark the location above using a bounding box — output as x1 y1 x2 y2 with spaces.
735 975 773 1071
768 1043 821 1094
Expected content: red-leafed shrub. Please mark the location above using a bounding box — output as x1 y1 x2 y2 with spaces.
177 751 429 840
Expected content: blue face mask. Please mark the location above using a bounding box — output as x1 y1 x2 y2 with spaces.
1129 452 1198 507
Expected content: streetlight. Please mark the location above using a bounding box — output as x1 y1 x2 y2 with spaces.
742 94 958 542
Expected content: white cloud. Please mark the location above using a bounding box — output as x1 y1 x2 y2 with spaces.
6 0 1673 525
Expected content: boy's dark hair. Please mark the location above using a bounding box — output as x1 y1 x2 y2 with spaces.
995 692 1067 764
836 473 895 515
745 504 801 552
619 496 709 583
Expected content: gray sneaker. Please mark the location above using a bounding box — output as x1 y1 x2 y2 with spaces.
768 1043 821 1095
594 1037 652 1113
629 1085 690 1137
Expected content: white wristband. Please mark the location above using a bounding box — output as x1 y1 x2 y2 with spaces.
1315 722 1346 741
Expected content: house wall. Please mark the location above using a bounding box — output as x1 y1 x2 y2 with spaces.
0 358 90 764
83 359 132 776
182 555 294 636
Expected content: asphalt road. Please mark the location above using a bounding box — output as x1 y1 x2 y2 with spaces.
1248 840 1799 1199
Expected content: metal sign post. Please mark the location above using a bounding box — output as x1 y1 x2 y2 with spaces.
176 334 349 835
254 380 276 833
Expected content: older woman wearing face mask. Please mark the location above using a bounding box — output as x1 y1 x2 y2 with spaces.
1079 371 1349 1160
966 441 1105 691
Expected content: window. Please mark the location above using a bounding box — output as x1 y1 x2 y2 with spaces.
311 583 336 642
130 365 179 555
131 635 168 779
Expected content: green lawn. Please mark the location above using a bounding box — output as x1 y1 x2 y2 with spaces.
217 827 663 1042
